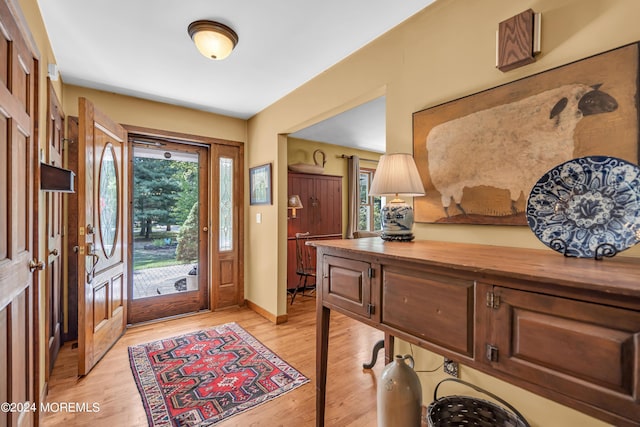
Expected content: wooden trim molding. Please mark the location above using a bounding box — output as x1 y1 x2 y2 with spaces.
123 124 244 148
245 300 288 325
39 382 48 423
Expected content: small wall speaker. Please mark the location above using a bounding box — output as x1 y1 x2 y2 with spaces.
495 9 541 72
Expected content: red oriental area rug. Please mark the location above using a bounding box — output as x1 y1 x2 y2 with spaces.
128 322 309 426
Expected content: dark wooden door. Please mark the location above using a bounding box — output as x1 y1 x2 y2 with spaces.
288 173 315 236
0 0 38 425
45 81 64 375
287 172 342 289
77 98 128 375
312 175 342 236
287 173 342 237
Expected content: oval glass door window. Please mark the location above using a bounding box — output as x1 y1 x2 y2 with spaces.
99 145 118 257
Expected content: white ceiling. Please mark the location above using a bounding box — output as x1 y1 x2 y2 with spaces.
290 96 386 153
36 1 436 152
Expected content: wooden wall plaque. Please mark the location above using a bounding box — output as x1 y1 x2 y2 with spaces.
497 9 536 72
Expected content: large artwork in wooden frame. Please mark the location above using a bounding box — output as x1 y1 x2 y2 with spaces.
413 42 639 225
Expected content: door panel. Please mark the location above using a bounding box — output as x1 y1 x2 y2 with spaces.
16 129 28 251
0 0 37 425
78 98 128 375
45 81 64 376
212 145 242 309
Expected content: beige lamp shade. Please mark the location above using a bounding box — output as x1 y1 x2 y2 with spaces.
369 153 425 198
369 153 425 242
288 194 303 219
288 195 303 209
188 20 238 60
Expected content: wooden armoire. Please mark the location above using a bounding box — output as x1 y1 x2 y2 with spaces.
287 172 342 290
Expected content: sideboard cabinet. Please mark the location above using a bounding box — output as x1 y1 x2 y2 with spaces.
313 238 640 427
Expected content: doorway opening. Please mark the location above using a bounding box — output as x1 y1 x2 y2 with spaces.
128 140 209 324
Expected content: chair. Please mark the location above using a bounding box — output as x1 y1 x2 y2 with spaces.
291 232 316 304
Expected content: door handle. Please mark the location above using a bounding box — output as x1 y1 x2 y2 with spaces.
49 249 59 256
28 259 44 272
86 252 100 283
86 224 95 235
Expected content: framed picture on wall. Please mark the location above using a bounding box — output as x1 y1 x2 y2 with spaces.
249 163 272 205
413 42 639 225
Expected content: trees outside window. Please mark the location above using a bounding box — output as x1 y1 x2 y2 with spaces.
358 169 382 232
133 157 198 239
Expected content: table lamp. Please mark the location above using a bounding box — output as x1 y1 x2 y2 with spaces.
369 153 425 241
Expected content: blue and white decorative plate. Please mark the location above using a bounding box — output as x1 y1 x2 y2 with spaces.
526 156 640 258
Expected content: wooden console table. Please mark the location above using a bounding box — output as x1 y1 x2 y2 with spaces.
311 238 640 427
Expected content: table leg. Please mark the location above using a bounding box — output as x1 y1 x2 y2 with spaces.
384 333 394 365
316 305 330 427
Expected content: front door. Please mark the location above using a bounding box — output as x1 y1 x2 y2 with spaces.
77 98 128 375
128 140 209 324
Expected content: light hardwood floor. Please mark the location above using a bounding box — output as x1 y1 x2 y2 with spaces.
41 296 385 426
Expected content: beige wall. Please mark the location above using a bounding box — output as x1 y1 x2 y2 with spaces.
287 137 381 236
62 85 246 142
248 0 640 424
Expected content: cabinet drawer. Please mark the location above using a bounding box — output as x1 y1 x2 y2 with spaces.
489 286 640 423
382 267 474 357
322 255 372 318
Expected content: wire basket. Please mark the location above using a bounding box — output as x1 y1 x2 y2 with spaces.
427 378 529 427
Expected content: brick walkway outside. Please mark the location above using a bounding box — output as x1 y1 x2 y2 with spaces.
132 263 197 299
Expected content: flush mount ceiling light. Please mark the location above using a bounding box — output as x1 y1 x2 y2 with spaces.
188 20 238 60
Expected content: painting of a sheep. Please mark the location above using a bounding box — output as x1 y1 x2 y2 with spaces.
413 42 639 225
426 83 618 217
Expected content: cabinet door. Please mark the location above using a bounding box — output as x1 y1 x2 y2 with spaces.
488 286 640 423
321 255 372 319
382 267 474 357
313 176 342 236
288 173 315 237
288 172 342 237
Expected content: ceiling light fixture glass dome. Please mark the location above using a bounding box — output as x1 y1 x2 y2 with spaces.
188 20 238 60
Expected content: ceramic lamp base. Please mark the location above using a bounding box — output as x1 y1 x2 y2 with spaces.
380 199 415 242
381 233 415 242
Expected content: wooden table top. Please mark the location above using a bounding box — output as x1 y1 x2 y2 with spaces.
310 238 640 299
